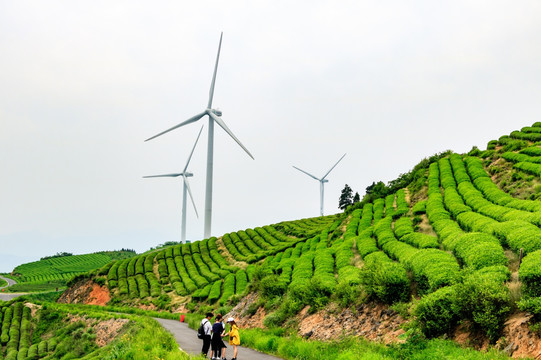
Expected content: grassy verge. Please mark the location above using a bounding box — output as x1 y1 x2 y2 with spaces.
25 303 514 359
0 277 7 288
180 313 513 360
6 280 65 292
35 302 197 360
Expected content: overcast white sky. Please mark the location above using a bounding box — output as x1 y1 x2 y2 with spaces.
1 1 541 272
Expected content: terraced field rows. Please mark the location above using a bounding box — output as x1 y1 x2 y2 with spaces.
105 217 341 304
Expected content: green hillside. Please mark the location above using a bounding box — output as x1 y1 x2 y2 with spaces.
20 121 541 359
6 250 136 292
0 298 187 360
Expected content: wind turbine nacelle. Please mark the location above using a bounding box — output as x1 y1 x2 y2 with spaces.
322 179 329 183
184 172 194 177
211 109 223 117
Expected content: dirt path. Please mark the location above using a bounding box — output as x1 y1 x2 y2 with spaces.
154 318 284 360
0 275 28 301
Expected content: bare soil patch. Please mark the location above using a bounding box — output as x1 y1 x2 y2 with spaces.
58 279 110 306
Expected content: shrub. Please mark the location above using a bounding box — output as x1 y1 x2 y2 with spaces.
219 274 236 305
334 278 362 307
260 275 287 298
414 286 459 338
455 272 511 342
207 280 222 303
517 297 541 320
360 252 410 304
412 200 426 215
519 250 541 297
235 270 248 294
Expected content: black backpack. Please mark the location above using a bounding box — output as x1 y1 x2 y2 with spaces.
197 319 208 339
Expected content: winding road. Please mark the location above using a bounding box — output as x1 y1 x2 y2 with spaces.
0 275 27 301
154 318 284 360
1 275 282 358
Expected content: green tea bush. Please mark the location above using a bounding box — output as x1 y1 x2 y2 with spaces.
393 217 414 238
38 340 48 357
27 344 38 359
344 209 362 240
414 285 459 337
235 269 248 294
219 274 236 305
127 257 137 277
356 229 378 258
360 252 409 304
395 189 409 217
1 306 13 344
135 256 145 275
493 220 541 254
519 250 541 297
107 262 119 287
464 157 514 205
411 200 426 215
192 253 220 282
260 275 287 298
135 274 150 298
357 203 373 232
313 248 336 293
373 198 385 224
453 233 507 270
157 257 169 284
183 255 208 288
384 194 396 218
401 233 439 249
455 271 510 342
127 277 139 298
517 296 541 319
207 280 222 303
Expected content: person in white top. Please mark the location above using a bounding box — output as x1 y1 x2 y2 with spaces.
201 312 213 357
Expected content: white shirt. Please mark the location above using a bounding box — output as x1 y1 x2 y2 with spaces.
201 318 212 336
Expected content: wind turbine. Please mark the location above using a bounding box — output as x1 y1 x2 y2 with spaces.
145 32 254 239
293 153 347 216
144 126 204 242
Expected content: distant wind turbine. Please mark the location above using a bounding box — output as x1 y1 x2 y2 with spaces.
144 126 204 242
293 153 347 216
145 32 254 239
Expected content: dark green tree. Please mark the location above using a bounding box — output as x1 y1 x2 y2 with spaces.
353 192 360 203
339 184 354 210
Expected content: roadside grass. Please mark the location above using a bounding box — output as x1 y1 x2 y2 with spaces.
82 317 195 360
6 279 65 292
18 290 63 302
31 302 195 360
180 313 513 360
0 277 7 288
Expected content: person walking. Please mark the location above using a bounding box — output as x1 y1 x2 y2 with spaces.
211 314 227 359
219 316 228 359
226 317 240 360
200 312 213 357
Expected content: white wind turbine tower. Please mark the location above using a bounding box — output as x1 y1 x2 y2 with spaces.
144 126 204 242
145 32 254 239
293 153 347 216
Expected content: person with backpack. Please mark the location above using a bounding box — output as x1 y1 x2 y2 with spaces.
225 317 240 360
199 312 213 357
210 314 227 360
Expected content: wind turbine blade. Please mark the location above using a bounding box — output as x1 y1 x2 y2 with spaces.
207 32 223 109
183 125 204 173
143 173 183 178
292 166 321 181
183 175 199 218
145 111 206 142
322 153 346 180
208 111 255 160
